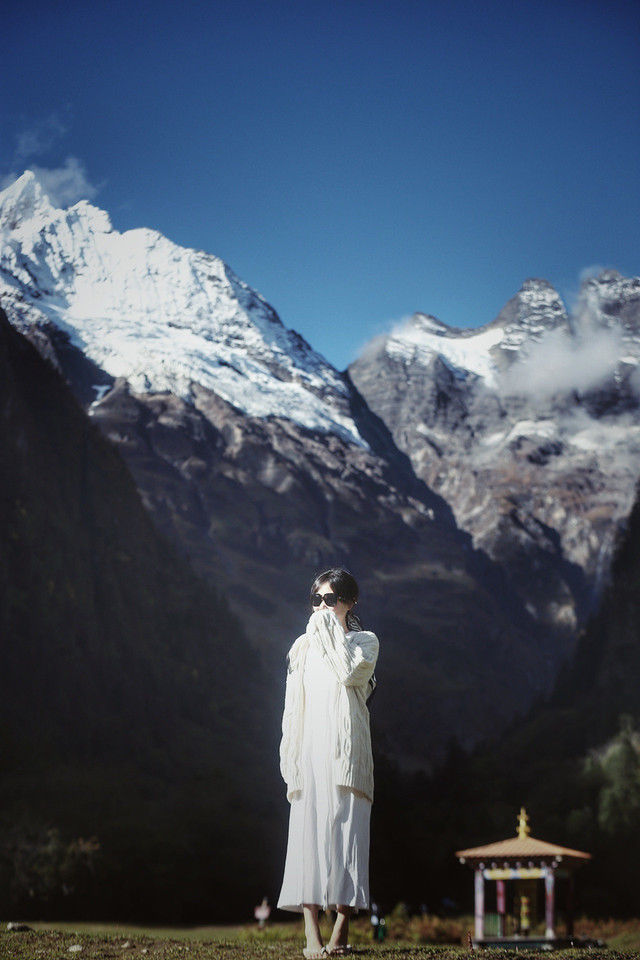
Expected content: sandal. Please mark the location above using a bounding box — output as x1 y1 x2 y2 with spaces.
303 948 328 959
325 947 352 957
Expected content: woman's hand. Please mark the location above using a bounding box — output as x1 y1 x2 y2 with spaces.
307 607 378 687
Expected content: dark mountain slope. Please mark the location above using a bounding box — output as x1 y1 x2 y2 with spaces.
0 306 283 921
82 368 554 772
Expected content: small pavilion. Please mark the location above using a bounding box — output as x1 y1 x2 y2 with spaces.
456 808 591 949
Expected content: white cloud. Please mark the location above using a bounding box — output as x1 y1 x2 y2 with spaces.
499 285 624 398
1 107 100 207
499 326 623 397
1 159 99 207
30 157 99 206
579 264 608 283
14 108 71 160
348 314 414 366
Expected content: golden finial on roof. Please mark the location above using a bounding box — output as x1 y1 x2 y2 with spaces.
517 806 530 839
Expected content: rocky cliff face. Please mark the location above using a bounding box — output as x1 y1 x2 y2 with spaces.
349 272 640 641
0 171 560 769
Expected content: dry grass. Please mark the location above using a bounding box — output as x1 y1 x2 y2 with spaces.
1 917 638 960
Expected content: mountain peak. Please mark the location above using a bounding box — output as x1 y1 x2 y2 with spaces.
488 278 568 340
577 270 640 325
581 268 637 298
2 168 39 196
520 277 556 292
515 277 566 313
69 198 113 234
0 169 54 226
409 312 452 336
375 277 573 387
592 269 623 284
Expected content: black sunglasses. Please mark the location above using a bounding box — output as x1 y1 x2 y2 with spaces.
311 592 341 607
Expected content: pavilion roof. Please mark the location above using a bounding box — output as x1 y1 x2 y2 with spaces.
456 834 591 863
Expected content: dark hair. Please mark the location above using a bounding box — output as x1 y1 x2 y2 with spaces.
309 567 363 632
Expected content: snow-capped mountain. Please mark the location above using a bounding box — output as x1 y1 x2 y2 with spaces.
378 274 640 389
4 167 639 764
0 171 363 446
384 278 572 384
0 170 563 770
350 272 640 635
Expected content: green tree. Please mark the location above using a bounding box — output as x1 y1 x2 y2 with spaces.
596 716 640 835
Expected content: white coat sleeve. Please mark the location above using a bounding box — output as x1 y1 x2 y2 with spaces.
307 608 379 687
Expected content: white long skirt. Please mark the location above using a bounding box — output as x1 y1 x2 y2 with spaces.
277 640 371 913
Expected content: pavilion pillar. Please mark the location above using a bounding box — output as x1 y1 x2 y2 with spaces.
474 868 484 940
567 872 575 938
544 868 555 939
496 879 506 937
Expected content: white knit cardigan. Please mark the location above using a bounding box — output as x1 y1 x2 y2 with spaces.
279 607 379 803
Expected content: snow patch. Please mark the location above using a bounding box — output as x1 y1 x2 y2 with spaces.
386 315 503 383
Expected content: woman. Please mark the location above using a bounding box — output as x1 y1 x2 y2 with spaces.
277 568 379 959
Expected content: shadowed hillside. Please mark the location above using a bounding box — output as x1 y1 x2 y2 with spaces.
0 306 284 922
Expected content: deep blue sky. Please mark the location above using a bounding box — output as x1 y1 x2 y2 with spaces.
2 0 639 369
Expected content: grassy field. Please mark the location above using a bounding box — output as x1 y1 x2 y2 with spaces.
1 919 639 960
